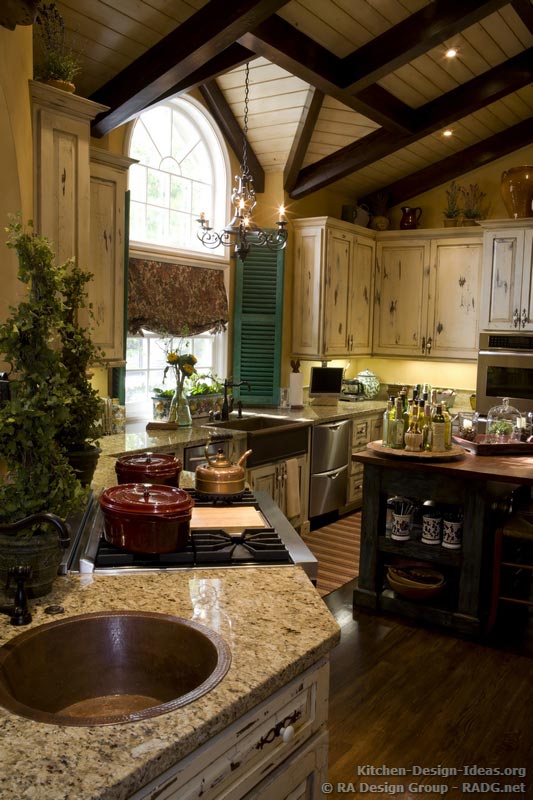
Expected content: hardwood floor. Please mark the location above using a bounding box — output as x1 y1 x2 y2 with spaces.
323 580 533 798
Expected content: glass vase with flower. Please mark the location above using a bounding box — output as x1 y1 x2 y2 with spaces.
163 339 197 427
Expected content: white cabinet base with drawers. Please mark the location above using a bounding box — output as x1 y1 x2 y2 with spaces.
129 659 330 800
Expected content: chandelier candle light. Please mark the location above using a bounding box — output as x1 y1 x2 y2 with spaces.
197 62 288 262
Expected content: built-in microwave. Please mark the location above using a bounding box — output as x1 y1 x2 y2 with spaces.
476 332 533 415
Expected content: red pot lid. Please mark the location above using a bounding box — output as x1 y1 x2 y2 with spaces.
99 484 193 516
115 452 182 475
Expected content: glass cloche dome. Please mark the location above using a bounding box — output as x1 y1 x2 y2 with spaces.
486 397 523 442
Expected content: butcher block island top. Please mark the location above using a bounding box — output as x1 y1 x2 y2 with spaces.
0 569 339 800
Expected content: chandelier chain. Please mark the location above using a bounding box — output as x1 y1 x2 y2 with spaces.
242 62 250 175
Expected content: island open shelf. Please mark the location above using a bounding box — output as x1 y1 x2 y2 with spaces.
352 447 533 635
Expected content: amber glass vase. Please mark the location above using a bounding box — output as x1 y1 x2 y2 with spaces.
500 166 533 219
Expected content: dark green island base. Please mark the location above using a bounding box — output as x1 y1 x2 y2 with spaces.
352 448 533 635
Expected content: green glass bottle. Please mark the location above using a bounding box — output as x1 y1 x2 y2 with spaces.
431 404 446 452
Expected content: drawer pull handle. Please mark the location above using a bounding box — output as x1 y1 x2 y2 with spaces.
255 710 301 749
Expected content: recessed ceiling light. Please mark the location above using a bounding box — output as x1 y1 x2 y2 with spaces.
445 48 457 59
443 129 453 137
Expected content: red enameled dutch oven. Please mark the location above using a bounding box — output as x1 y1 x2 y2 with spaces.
99 483 194 554
115 452 182 487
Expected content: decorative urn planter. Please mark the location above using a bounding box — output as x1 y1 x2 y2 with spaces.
500 166 533 219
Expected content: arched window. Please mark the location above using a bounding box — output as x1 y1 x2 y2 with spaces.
128 95 228 257
125 96 229 419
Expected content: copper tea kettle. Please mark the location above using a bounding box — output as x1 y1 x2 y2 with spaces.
195 447 252 497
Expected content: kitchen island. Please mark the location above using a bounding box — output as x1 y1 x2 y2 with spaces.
353 447 533 634
0 566 340 799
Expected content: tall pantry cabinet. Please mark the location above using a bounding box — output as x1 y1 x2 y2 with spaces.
30 81 134 363
291 217 375 359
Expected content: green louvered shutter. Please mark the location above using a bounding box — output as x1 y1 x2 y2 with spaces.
232 240 284 406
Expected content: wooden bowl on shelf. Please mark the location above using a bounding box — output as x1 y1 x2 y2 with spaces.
387 565 446 601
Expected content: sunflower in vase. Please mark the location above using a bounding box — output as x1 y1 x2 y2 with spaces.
163 341 198 426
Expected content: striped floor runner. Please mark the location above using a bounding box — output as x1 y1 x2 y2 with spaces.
302 512 361 597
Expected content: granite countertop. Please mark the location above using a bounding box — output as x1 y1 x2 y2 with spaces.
94 400 389 489
0 568 340 800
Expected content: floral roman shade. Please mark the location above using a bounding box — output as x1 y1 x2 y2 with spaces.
127 258 228 336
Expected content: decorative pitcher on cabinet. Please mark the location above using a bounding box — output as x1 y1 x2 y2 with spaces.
400 206 422 229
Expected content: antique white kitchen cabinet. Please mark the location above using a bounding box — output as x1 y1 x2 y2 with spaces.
88 148 136 363
373 230 482 360
247 452 310 534
128 658 330 800
479 220 533 331
346 411 384 509
30 80 108 269
291 217 375 359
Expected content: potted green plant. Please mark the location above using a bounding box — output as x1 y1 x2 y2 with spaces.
443 180 461 226
187 372 224 418
0 217 86 596
33 2 82 92
460 183 487 225
56 262 104 486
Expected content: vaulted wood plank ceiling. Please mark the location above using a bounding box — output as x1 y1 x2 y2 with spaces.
39 0 533 206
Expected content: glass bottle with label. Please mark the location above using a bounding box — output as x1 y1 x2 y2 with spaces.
431 404 446 452
382 397 394 446
390 396 406 449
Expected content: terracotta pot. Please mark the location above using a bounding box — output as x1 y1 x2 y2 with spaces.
44 79 76 93
115 452 182 487
99 484 194 554
443 218 458 227
500 166 533 219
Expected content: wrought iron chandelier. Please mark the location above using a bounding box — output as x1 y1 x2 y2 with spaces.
197 62 288 262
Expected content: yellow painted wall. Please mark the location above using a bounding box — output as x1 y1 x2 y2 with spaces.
0 25 34 360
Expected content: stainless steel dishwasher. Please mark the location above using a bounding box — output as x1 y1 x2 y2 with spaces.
309 418 351 518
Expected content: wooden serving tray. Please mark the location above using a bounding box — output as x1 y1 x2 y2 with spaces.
190 506 266 531
367 440 466 461
452 434 533 456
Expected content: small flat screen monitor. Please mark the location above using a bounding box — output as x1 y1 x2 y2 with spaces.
309 367 343 401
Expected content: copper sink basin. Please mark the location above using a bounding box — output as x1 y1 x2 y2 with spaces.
0 611 231 726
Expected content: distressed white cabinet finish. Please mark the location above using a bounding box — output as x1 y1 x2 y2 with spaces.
87 148 136 363
291 217 374 359
346 412 384 509
129 659 330 800
373 231 482 360
479 220 533 331
247 453 309 533
30 80 108 268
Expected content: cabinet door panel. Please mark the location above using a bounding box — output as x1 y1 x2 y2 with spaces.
349 237 374 353
520 229 533 330
428 238 482 359
481 230 524 329
373 241 430 356
324 228 351 355
292 227 323 355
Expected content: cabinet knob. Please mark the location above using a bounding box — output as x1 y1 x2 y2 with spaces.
280 725 295 743
421 336 426 354
513 308 520 328
426 337 432 355
521 308 528 328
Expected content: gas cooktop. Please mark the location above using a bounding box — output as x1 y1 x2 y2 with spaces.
67 488 317 581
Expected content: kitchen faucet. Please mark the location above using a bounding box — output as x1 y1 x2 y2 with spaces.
221 379 252 421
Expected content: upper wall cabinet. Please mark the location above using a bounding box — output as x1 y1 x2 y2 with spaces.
372 231 482 360
479 220 533 331
30 81 108 269
291 217 374 359
87 149 136 364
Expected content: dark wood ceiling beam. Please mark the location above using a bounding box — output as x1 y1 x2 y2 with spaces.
284 88 324 193
289 53 533 199
413 48 533 130
511 0 533 33
145 44 255 109
239 17 415 133
90 0 290 137
341 0 511 93
199 80 265 193
362 118 533 208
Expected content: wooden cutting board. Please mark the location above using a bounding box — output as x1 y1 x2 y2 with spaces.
190 506 267 531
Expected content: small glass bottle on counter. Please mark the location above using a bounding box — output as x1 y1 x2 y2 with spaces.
390 396 406 449
382 396 394 446
431 404 447 452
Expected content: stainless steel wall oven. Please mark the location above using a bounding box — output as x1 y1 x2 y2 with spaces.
476 331 533 415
